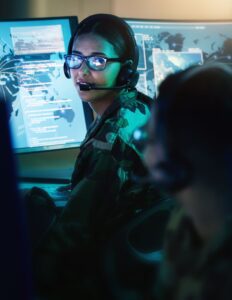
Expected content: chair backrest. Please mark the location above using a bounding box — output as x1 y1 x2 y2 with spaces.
103 199 173 300
0 100 32 299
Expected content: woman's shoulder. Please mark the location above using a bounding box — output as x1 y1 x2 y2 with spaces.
113 91 151 141
119 90 153 114
136 91 153 109
90 91 153 147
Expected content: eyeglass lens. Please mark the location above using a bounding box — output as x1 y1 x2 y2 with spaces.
66 55 107 70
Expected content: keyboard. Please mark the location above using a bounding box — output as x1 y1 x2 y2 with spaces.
19 179 71 207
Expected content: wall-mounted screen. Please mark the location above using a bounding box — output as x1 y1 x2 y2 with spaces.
125 19 232 98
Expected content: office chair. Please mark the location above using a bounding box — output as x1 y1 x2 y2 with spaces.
102 199 173 300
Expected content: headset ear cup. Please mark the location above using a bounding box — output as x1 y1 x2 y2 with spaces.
63 62 71 79
129 70 139 87
117 61 139 88
117 66 132 85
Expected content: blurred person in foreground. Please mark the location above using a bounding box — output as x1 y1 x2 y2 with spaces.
139 63 232 300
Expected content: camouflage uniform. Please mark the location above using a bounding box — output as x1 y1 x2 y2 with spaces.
155 205 232 300
33 90 165 299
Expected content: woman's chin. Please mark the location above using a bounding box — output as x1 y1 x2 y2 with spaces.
77 90 94 102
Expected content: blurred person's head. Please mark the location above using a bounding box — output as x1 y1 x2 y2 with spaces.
140 63 232 238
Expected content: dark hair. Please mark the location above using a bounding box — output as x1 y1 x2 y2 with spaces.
156 63 232 150
146 63 232 192
71 14 138 70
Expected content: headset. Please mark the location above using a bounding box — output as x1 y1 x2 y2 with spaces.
63 14 139 91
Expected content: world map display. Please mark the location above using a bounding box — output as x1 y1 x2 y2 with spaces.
0 18 88 152
127 20 232 98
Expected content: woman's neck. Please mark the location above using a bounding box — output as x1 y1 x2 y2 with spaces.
89 91 119 116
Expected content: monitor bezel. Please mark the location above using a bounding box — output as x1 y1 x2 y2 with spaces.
124 17 232 24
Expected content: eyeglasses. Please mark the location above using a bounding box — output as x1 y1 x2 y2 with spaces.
64 54 122 71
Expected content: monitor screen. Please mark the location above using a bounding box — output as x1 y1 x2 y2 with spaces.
0 16 93 154
125 19 232 98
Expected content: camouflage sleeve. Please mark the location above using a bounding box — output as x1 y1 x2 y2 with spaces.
33 149 126 297
153 206 232 300
153 206 185 300
61 150 124 228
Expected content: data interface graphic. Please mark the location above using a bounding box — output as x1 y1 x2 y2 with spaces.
126 19 232 98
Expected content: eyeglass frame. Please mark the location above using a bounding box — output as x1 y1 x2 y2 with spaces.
64 53 123 71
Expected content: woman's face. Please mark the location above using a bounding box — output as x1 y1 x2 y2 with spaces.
70 33 121 103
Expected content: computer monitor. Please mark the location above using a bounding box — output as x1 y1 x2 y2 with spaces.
125 18 232 98
0 16 93 179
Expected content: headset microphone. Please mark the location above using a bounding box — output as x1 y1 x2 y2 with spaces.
79 82 128 91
